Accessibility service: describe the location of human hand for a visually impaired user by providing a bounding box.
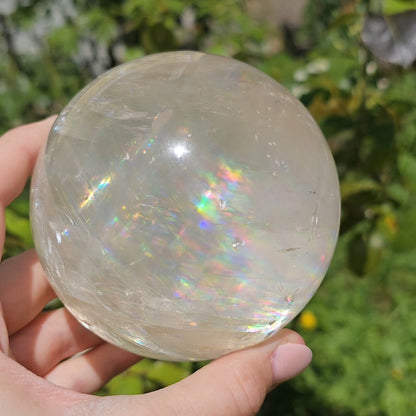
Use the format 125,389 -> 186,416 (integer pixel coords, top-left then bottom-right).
0,117 -> 312,416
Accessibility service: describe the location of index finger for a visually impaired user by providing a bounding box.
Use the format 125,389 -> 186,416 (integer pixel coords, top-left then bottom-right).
0,116 -> 56,209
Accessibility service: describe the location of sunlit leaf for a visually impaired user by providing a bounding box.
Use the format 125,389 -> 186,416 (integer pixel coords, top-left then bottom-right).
146,361 -> 191,386
125,47 -> 146,62
105,372 -> 144,395
383,0 -> 416,15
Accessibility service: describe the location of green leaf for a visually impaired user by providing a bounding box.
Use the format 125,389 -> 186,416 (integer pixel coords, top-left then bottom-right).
47,26 -> 79,55
341,178 -> 380,200
385,183 -> 410,205
398,152 -> 416,190
125,47 -> 146,62
5,208 -> 33,248
140,23 -> 177,53
383,0 -> 416,15
106,372 -> 144,395
347,232 -> 368,275
393,207 -> 416,251
146,361 -> 190,386
80,8 -> 118,42
8,193 -> 31,217
396,118 -> 416,151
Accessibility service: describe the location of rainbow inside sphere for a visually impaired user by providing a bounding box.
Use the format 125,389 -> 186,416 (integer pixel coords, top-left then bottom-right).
31,51 -> 340,361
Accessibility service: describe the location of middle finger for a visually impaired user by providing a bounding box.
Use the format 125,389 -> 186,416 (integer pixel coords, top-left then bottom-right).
9,307 -> 103,376
0,250 -> 55,335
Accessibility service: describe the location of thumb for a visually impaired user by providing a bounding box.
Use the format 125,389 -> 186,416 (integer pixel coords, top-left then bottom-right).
94,329 -> 312,416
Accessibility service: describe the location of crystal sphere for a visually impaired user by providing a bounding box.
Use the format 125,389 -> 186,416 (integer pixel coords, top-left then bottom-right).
31,51 -> 340,361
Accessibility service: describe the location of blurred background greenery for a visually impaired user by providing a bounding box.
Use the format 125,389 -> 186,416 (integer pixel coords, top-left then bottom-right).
1,0 -> 416,414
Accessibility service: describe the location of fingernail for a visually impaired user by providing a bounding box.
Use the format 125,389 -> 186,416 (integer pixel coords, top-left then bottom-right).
271,343 -> 313,384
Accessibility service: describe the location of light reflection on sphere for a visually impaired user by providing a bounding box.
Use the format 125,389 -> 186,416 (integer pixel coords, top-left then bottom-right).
31,51 -> 340,361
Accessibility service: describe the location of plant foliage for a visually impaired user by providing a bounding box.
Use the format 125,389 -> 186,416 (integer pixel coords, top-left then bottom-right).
1,1 -> 415,414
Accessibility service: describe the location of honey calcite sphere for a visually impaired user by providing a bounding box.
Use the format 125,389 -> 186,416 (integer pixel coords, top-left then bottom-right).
31,51 -> 340,361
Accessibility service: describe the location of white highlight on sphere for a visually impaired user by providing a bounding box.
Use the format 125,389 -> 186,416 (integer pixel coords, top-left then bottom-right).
31,51 -> 340,361
171,142 -> 190,159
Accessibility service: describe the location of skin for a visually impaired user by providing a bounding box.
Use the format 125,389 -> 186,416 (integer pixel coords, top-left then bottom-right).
0,117 -> 312,416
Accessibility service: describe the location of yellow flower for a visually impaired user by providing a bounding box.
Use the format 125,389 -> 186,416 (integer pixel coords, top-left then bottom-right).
384,214 -> 398,234
391,367 -> 404,380
299,310 -> 318,331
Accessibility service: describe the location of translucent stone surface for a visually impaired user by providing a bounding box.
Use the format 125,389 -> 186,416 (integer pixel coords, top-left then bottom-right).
31,51 -> 340,361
